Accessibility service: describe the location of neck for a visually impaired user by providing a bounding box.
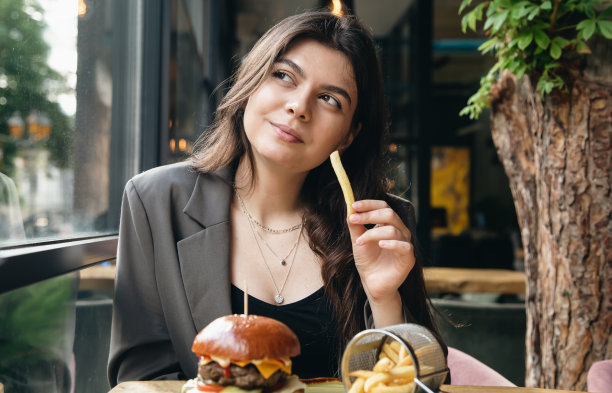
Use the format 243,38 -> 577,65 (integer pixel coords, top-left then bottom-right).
234,156 -> 306,227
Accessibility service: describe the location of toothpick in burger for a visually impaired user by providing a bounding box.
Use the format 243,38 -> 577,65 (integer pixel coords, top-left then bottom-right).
182,314 -> 306,393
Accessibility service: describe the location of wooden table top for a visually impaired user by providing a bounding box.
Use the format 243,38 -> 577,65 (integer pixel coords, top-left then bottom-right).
79,264 -> 115,291
108,381 -> 586,393
424,267 -> 526,295
82,265 -> 527,295
108,380 -> 345,393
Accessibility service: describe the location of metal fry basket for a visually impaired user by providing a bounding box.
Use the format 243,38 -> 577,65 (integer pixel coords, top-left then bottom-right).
341,323 -> 449,393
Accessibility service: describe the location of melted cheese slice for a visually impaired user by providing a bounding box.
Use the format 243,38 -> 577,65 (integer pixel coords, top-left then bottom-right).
199,356 -> 292,379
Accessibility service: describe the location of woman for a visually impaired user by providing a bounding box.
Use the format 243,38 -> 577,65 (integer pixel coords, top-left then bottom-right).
108,9 -> 445,385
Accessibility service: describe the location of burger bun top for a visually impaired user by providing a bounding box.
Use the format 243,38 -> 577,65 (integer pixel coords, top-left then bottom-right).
192,314 -> 300,360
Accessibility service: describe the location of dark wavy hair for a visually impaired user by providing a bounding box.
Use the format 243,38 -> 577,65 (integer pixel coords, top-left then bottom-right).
190,9 -> 444,366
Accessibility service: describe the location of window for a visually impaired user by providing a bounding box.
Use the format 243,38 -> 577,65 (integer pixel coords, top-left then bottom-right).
1,0 -> 218,390
0,0 -> 148,390
0,0 -> 137,246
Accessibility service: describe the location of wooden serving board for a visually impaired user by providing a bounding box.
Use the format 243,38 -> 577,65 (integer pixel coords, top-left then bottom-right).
108,380 -> 346,393
109,381 -> 184,392
440,385 -> 587,393
108,381 -> 588,393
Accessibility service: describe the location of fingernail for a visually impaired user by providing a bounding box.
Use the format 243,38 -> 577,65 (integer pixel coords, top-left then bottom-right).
356,236 -> 364,245
349,214 -> 359,223
379,240 -> 389,247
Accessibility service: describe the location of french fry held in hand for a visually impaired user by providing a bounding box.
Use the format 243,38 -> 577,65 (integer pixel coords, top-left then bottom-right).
330,150 -> 355,217
348,339 -> 415,393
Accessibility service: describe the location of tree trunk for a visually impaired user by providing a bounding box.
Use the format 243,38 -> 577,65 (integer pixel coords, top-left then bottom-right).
488,38 -> 612,390
73,0 -> 111,230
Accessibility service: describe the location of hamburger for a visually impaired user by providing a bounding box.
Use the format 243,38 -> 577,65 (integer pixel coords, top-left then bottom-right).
182,314 -> 306,393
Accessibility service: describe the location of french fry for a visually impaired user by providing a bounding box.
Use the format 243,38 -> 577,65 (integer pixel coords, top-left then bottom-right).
330,150 -> 355,217
381,343 -> 400,364
364,373 -> 391,392
348,377 -> 366,393
350,370 -> 379,379
373,357 -> 395,372
396,355 -> 414,367
348,339 -> 416,393
388,340 -> 402,354
389,366 -> 415,380
399,345 -> 408,361
370,382 -> 414,393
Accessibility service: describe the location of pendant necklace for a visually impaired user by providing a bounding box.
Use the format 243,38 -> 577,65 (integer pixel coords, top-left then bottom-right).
256,225 -> 301,266
244,210 -> 303,304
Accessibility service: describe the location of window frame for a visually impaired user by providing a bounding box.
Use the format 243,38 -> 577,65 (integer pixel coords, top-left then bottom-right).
0,235 -> 118,293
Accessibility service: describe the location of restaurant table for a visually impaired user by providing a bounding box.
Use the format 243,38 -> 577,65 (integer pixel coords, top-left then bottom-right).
79,264 -> 116,291
82,265 -> 527,295
107,381 -> 587,393
423,267 -> 526,295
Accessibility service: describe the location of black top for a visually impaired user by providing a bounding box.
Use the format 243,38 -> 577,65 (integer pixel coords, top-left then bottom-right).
231,285 -> 339,378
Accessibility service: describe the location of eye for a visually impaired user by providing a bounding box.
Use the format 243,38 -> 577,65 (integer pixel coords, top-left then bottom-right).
320,94 -> 342,109
272,70 -> 293,83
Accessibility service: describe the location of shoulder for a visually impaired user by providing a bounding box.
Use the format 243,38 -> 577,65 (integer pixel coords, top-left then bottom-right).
122,162 -> 197,209
124,161 -> 234,215
126,161 -> 230,202
130,161 -> 196,189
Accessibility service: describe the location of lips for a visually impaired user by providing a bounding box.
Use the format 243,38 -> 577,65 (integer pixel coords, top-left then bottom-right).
271,122 -> 303,143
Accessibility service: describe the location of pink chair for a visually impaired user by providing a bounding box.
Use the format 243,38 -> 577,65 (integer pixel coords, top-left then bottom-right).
447,347 -> 516,387
587,359 -> 612,393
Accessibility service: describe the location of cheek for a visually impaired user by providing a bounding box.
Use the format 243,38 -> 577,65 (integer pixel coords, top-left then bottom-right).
243,87 -> 277,127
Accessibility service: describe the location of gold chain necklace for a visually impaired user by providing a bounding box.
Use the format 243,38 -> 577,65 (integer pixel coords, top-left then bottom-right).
235,189 -> 303,234
245,213 -> 303,304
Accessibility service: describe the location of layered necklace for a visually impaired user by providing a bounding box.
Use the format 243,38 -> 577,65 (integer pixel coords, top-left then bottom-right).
235,189 -> 304,304
235,190 -> 303,234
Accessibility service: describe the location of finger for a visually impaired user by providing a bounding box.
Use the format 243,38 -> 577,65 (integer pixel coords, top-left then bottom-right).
350,208 -> 412,243
379,240 -> 416,271
347,215 -> 367,245
378,239 -> 415,261
355,225 -> 406,246
352,199 -> 390,212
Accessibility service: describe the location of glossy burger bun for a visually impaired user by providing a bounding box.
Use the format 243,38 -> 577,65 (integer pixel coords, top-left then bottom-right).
192,314 -> 301,360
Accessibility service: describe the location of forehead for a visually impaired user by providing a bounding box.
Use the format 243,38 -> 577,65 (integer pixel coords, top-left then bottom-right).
278,39 -> 357,98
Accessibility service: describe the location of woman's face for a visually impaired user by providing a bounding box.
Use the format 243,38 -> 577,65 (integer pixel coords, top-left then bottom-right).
243,39 -> 359,175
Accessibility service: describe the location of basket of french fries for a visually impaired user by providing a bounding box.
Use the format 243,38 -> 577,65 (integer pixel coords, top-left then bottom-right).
341,323 -> 448,393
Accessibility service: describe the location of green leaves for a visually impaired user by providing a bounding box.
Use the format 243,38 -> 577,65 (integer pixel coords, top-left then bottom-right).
459,0 -> 612,119
518,31 -> 534,49
578,19 -> 597,40
534,29 -> 550,49
598,20 -> 612,39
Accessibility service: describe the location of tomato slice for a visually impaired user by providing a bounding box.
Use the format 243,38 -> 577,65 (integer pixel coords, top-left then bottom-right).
196,381 -> 224,392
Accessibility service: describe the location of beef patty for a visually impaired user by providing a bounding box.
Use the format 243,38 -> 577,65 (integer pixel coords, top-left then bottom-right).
198,361 -> 287,389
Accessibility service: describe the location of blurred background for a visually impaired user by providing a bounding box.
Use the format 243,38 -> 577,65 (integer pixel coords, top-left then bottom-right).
0,1 -> 525,392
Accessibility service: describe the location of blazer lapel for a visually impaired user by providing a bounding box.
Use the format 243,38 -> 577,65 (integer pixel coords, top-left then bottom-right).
177,167 -> 234,331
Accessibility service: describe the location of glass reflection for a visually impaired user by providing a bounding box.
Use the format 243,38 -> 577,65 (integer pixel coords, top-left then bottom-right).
0,273 -> 77,393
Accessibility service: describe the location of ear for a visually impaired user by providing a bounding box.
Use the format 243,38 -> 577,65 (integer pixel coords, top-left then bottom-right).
338,122 -> 362,152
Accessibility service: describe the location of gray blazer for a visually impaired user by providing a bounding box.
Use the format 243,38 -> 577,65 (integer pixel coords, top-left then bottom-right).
107,161 -> 420,386
108,162 -> 235,385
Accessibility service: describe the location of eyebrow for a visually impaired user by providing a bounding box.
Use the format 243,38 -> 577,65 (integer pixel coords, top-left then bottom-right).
276,58 -> 353,106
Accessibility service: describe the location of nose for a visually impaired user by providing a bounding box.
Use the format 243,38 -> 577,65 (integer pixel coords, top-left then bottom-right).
285,92 -> 311,121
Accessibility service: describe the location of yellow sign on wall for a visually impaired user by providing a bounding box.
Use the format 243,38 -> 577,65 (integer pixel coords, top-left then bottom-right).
431,146 -> 470,235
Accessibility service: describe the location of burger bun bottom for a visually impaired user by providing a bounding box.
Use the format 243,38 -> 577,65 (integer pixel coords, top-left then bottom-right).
181,375 -> 306,393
